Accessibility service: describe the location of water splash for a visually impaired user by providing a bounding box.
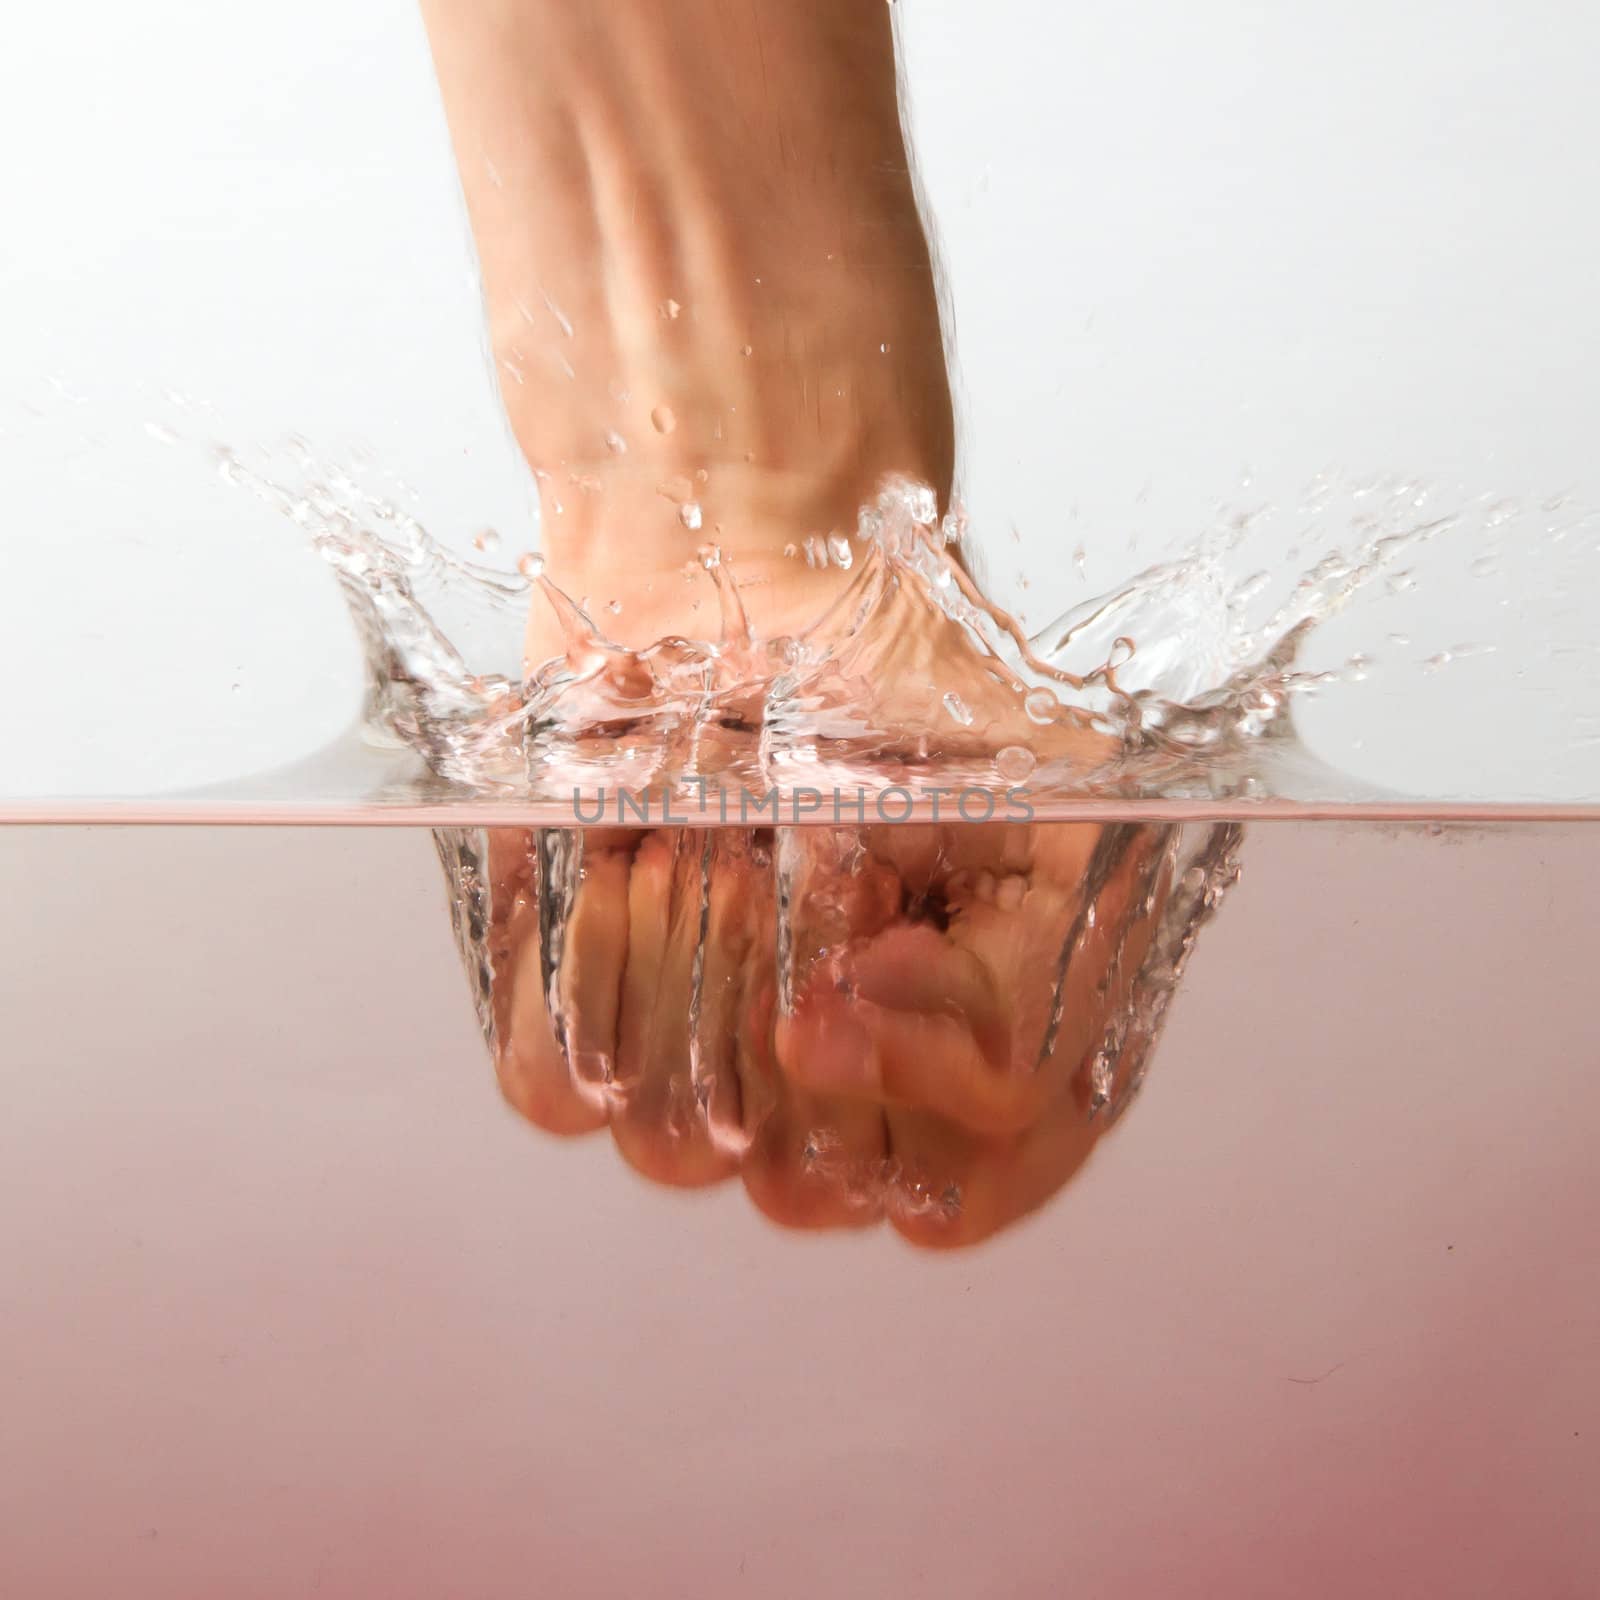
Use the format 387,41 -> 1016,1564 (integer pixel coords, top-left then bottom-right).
192,432 -> 1595,1242
203,437 -> 1595,805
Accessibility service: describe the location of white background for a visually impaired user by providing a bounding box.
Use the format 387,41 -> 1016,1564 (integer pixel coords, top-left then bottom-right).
2,0 -> 1597,799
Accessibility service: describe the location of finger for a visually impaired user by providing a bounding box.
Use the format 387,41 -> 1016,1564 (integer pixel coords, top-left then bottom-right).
734,950 -> 890,1231
776,824 -> 1173,1137
881,826 -> 1177,1246
607,829 -> 739,1189
882,1096 -> 1102,1250
776,938 -> 1038,1136
483,827 -> 608,1136
545,828 -> 639,1108
688,829 -> 772,1156
741,1080 -> 890,1232
770,823 -> 1081,1134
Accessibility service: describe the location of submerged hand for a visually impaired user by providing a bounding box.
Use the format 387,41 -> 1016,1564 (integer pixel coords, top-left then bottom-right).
478,819 -> 1174,1248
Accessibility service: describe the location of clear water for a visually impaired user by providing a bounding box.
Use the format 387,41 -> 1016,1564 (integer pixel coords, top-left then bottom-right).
5,404 -> 1594,1249
195,436 -> 1600,817
433,815 -> 1240,1244
134,435 -> 1582,1246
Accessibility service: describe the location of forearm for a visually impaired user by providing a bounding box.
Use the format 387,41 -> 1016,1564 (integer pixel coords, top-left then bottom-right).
419,0 -> 954,572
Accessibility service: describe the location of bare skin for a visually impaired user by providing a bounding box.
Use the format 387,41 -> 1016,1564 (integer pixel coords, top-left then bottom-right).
419,0 -> 955,654
420,2 -> 1160,1244
484,820 -> 1174,1248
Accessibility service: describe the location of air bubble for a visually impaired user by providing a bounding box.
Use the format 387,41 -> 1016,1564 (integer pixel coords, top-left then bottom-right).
995,745 -> 1035,781
1024,689 -> 1057,724
679,502 -> 703,532
517,552 -> 546,580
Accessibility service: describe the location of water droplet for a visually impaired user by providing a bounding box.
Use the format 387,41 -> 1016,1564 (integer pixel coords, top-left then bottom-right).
942,692 -> 974,726
472,528 -> 500,553
679,502 -> 703,531
995,745 -> 1035,781
539,289 -> 575,340
517,552 -> 546,579
659,298 -> 682,320
741,343 -> 754,357
826,534 -> 853,570
606,600 -> 622,615
604,430 -> 627,455
879,342 -> 891,354
651,405 -> 677,435
1024,688 -> 1057,725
